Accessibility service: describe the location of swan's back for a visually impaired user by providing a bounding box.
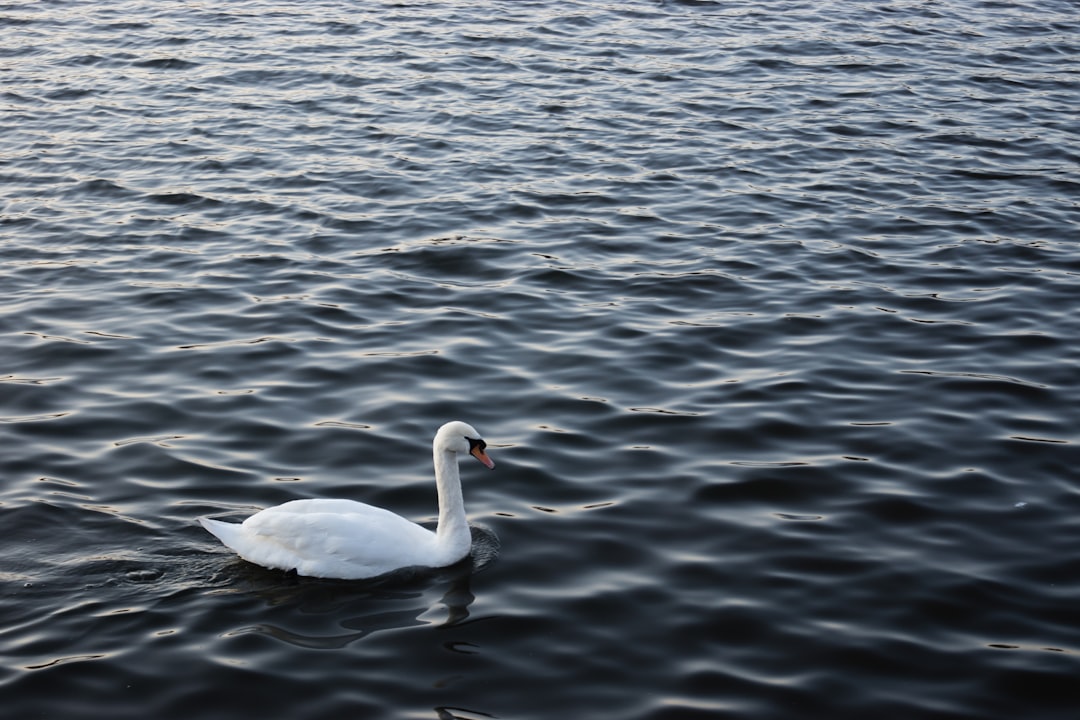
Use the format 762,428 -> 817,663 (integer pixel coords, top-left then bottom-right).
200,499 -> 440,579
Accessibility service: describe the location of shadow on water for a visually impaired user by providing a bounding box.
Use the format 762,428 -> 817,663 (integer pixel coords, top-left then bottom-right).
200,525 -> 500,650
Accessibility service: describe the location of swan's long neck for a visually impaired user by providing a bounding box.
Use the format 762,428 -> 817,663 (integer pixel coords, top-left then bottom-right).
432,445 -> 471,563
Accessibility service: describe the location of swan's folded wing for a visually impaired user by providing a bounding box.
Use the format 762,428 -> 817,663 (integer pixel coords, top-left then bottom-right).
240,500 -> 438,578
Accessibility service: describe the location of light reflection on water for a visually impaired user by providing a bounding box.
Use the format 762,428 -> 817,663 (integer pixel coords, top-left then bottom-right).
2,0 -> 1079,718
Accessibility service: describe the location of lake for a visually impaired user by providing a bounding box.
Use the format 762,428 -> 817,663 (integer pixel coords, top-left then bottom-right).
2,1 -> 1078,718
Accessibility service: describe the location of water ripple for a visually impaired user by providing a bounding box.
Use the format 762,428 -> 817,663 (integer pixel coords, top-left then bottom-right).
2,0 -> 1079,718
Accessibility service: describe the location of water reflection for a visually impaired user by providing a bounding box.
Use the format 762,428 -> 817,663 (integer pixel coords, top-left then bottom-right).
434,707 -> 496,720
225,566 -> 477,649
211,526 -> 497,649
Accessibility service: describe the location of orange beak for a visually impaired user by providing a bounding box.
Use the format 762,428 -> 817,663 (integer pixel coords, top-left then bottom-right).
470,446 -> 495,469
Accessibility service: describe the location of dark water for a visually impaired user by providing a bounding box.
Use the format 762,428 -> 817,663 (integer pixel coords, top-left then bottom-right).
3,0 -> 1079,717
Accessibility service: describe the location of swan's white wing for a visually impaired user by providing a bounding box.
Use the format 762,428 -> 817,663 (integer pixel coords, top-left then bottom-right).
216,499 -> 439,579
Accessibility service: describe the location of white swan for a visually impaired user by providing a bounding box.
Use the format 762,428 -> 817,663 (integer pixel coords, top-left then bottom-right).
199,421 -> 494,579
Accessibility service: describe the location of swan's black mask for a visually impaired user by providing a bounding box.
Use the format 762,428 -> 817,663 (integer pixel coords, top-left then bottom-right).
466,435 -> 495,469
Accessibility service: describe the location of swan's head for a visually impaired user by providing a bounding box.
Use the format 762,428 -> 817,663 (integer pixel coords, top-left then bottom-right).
436,421 -> 495,469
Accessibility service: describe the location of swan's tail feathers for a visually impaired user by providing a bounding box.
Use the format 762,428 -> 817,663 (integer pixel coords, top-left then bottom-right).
199,517 -> 244,549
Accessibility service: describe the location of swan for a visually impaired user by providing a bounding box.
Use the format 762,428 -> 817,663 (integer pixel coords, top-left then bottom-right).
199,421 -> 494,579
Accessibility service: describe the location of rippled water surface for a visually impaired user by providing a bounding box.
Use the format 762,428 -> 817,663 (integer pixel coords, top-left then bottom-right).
3,0 -> 1079,717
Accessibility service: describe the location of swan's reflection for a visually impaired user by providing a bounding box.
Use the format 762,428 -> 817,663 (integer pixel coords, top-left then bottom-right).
434,706 -> 496,720
214,525 -> 497,650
